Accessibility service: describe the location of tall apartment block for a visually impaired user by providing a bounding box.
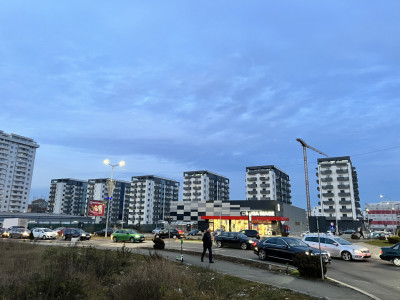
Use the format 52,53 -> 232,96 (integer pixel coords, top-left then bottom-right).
246,165 -> 292,204
316,156 -> 361,221
128,176 -> 179,225
86,178 -> 131,225
47,179 -> 88,215
0,130 -> 39,213
183,171 -> 229,202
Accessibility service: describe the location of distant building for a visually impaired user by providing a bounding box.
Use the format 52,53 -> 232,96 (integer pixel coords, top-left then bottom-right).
311,205 -> 322,216
0,130 -> 39,213
245,165 -> 291,204
28,198 -> 48,213
366,201 -> 400,232
183,171 -> 229,202
128,175 -> 179,225
48,179 -> 88,216
316,156 -> 361,222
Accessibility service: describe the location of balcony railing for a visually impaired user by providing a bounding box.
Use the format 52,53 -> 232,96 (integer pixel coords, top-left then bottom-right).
321,178 -> 333,182
248,191 -> 257,195
321,185 -> 334,190
338,192 -> 350,197
337,177 -> 349,182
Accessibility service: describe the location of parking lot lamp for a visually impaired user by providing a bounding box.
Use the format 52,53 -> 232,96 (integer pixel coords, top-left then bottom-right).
103,159 -> 125,238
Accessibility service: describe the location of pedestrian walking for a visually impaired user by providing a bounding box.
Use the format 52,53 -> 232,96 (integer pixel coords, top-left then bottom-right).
359,228 -> 365,239
201,228 -> 214,263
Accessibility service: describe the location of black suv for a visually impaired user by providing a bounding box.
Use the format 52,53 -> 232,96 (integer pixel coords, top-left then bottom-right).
62,228 -> 91,241
155,229 -> 184,239
239,229 -> 260,239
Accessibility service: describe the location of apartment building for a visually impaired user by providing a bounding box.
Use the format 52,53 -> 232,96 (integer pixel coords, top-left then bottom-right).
316,156 -> 361,221
366,201 -> 400,232
182,171 -> 229,202
245,165 -> 291,204
47,179 -> 88,215
0,130 -> 39,213
128,175 -> 179,225
86,178 -> 131,225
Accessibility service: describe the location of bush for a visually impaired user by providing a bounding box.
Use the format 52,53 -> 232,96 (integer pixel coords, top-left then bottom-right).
293,252 -> 327,278
351,233 -> 360,240
387,236 -> 400,244
379,235 -> 386,240
153,238 -> 165,249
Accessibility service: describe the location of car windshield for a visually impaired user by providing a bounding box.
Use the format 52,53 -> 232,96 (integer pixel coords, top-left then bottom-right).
43,229 -> 53,232
285,238 -> 308,247
333,237 -> 352,245
238,233 -> 248,239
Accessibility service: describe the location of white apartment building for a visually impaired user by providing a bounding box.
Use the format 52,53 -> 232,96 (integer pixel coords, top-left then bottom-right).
311,205 -> 322,216
316,156 -> 361,221
0,130 -> 39,213
246,165 -> 292,204
182,171 -> 229,202
366,201 -> 400,232
86,178 -> 131,225
48,179 -> 88,216
128,175 -> 179,225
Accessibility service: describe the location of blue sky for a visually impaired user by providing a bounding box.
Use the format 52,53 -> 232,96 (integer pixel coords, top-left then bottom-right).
1,1 -> 399,209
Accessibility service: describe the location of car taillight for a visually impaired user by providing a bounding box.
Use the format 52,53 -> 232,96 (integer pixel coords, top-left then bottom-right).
253,241 -> 257,247
380,250 -> 382,254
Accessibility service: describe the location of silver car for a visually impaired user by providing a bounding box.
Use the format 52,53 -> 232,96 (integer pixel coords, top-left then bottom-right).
302,234 -> 371,261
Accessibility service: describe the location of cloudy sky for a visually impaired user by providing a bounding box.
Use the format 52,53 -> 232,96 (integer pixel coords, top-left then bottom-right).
1,1 -> 399,210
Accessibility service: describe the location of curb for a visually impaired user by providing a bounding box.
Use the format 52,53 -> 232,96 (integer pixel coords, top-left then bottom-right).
325,277 -> 382,300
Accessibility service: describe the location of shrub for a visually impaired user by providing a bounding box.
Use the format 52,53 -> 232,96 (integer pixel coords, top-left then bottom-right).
351,233 -> 360,240
379,235 -> 386,240
293,252 -> 327,278
387,236 -> 400,244
153,237 -> 165,249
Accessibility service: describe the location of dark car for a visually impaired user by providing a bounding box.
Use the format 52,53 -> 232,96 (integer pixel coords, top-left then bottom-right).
254,237 -> 331,264
62,228 -> 91,241
380,242 -> 400,267
214,232 -> 255,250
0,228 -> 10,238
239,229 -> 260,240
94,228 -> 114,237
342,229 -> 356,234
188,229 -> 201,236
155,229 -> 184,239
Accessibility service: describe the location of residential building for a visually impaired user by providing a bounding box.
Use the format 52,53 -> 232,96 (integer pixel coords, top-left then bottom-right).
366,201 -> 400,232
311,205 -> 322,216
86,178 -> 131,225
316,156 -> 361,222
48,179 -> 88,216
246,165 -> 291,204
0,130 -> 39,213
28,198 -> 48,213
183,171 -> 229,202
128,175 -> 179,225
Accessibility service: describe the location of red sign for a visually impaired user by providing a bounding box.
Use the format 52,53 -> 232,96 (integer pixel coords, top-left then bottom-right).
88,200 -> 105,216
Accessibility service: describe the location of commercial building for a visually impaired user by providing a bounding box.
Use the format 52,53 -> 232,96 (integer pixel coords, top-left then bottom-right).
316,156 -> 361,223
366,201 -> 400,232
246,165 -> 291,204
128,175 -> 179,226
48,179 -> 88,216
0,130 -> 39,213
183,170 -> 229,202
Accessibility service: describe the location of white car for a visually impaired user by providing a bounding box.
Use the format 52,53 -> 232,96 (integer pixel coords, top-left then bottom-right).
152,227 -> 165,234
32,228 -> 57,240
302,234 -> 371,261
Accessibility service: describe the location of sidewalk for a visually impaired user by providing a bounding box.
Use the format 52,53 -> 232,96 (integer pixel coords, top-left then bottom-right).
135,248 -> 374,300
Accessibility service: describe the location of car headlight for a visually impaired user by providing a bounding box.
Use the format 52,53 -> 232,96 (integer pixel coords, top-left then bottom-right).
248,240 -> 254,243
305,251 -> 309,255
353,249 -> 362,254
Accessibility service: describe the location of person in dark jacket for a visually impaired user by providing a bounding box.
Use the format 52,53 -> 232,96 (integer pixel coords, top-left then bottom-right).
201,228 -> 214,263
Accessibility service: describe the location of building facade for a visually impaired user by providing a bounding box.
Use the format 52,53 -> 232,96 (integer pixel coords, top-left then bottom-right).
28,198 -> 48,213
48,179 -> 88,216
316,156 -> 361,223
0,130 -> 39,213
366,201 -> 400,232
128,175 -> 179,226
86,178 -> 131,225
246,165 -> 291,204
183,171 -> 229,202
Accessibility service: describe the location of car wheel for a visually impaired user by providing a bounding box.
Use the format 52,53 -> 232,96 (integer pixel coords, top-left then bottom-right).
259,249 -> 267,260
42,236 -> 46,240
130,237 -> 135,243
156,235 -> 160,238
216,241 -> 222,248
341,251 -> 352,261
240,243 -> 248,250
113,237 -> 117,242
393,257 -> 400,267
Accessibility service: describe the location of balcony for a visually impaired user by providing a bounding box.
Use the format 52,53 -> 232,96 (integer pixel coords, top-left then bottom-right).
337,177 -> 349,182
339,200 -> 352,205
321,170 -> 332,175
323,200 -> 335,206
320,163 -> 331,168
336,169 -> 348,174
193,192 -> 201,196
340,208 -> 353,213
260,190 -> 270,195
321,178 -> 333,182
335,162 -> 348,167
337,184 -> 350,189
193,186 -> 201,190
324,209 -> 336,213
259,177 -> 269,181
260,183 -> 270,188
193,180 -> 201,184
338,192 -> 350,197
259,170 -> 269,175
247,184 -> 257,188
247,170 -> 257,175
247,177 -> 257,182
183,193 -> 191,197
321,185 -> 334,190
248,191 -> 257,195
183,187 -> 191,191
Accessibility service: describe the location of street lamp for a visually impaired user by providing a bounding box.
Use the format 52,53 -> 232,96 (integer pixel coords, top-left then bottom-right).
380,194 -> 394,233
365,208 -> 369,229
103,159 -> 125,237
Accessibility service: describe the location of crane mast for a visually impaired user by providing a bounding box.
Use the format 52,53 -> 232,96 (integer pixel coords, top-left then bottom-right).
296,138 -> 328,229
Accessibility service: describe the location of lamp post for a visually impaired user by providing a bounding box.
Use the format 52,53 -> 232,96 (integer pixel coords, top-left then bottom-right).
103,159 -> 125,238
380,195 -> 394,233
365,208 -> 369,229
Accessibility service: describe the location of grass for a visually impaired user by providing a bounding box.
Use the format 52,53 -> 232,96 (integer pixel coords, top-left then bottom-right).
0,240 -> 316,300
363,240 -> 396,247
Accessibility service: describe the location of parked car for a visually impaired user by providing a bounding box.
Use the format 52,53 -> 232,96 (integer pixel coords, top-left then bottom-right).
342,229 -> 356,234
8,226 -> 26,231
155,229 -> 184,239
302,234 -> 370,261
94,228 -> 115,236
62,228 -> 91,241
212,229 -> 225,239
380,242 -> 400,267
214,232 -> 255,250
9,228 -> 30,239
239,229 -> 260,240
152,227 -> 165,234
254,236 -> 331,264
188,229 -> 202,236
0,228 -> 10,238
53,227 -> 65,236
111,229 -> 145,243
32,228 -> 57,240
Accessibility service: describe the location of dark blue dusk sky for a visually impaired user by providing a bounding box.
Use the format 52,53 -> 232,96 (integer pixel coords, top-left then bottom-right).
1,1 -> 399,209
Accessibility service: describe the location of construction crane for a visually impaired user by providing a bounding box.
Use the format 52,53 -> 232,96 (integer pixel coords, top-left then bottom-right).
296,138 -> 328,228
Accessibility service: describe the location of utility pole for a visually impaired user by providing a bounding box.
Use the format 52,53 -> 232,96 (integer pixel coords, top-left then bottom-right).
296,138 -> 328,229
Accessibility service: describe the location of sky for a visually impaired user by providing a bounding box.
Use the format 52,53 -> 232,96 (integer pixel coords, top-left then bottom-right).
1,1 -> 399,210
